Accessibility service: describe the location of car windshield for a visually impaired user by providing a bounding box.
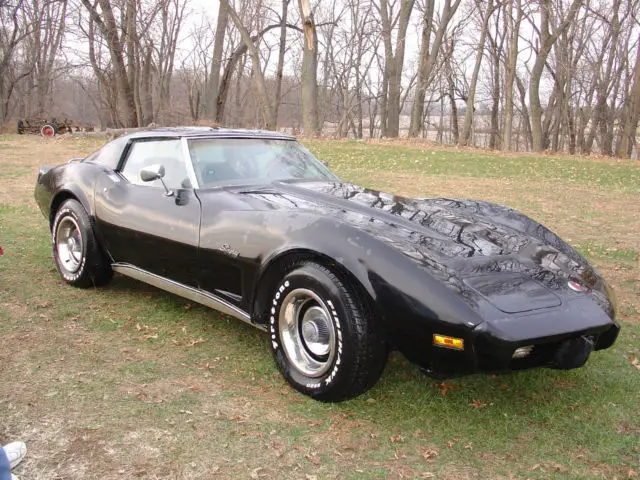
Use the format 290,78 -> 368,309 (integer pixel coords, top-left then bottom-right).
187,138 -> 339,187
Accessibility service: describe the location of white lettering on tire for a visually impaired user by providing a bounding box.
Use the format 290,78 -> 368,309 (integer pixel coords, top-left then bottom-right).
270,280 -> 343,391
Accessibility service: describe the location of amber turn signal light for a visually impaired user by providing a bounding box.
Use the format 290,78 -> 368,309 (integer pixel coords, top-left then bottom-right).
433,334 -> 464,350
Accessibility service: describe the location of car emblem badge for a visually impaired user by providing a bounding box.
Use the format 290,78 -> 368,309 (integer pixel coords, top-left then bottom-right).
217,243 -> 239,258
567,280 -> 584,292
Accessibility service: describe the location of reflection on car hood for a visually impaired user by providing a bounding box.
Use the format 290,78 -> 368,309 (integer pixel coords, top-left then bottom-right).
243,181 -> 611,314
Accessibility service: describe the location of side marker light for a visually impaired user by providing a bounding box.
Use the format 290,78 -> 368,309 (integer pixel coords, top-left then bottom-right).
433,334 -> 464,350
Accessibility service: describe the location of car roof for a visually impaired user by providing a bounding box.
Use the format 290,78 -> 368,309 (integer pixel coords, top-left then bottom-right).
121,127 -> 296,141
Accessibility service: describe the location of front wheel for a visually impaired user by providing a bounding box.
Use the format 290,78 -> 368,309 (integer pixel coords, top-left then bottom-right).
268,262 -> 388,402
52,199 -> 112,287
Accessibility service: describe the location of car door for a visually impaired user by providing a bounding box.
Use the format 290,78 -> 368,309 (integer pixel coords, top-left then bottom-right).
94,138 -> 201,287
186,136 -> 271,310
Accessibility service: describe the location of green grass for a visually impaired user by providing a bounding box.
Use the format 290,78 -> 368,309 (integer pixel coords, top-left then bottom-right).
306,139 -> 640,192
575,242 -> 639,263
0,135 -> 638,479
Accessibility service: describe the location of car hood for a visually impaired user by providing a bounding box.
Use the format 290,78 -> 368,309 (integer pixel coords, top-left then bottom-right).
242,180 -> 613,316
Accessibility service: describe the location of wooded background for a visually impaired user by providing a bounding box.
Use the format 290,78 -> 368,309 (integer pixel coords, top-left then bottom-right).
1,0 -> 639,157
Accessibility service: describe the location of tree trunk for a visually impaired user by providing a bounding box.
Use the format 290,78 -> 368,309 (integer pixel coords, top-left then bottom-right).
459,0 -> 494,146
409,0 -> 460,137
207,2 -> 228,121
379,61 -> 389,137
529,0 -> 581,152
489,54 -> 500,150
81,0 -> 139,127
141,45 -> 154,125
617,35 -> 640,158
380,0 -> 415,137
443,38 -> 459,144
516,74 -> 532,150
125,0 -> 140,124
216,24 -> 284,125
221,0 -> 275,129
0,76 -> 7,121
298,0 -> 320,135
503,0 -> 522,150
274,0 -> 289,127
488,14 -> 503,150
449,88 -> 459,144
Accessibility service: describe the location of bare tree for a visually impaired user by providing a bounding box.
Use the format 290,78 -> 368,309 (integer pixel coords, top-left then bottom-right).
181,17 -> 214,121
503,0 -> 523,150
459,0 -> 496,146
0,0 -> 32,120
298,0 -> 320,134
4,0 -> 638,157
274,0 -> 290,127
377,0 -> 415,137
18,0 -> 68,116
617,34 -> 640,158
443,33 -> 461,144
221,0 -> 275,129
206,1 -> 228,121
409,0 -> 462,137
528,0 -> 582,152
153,0 -> 187,122
80,0 -> 138,127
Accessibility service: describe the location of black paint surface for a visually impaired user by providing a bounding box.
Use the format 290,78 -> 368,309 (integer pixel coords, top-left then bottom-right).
34,129 -> 620,377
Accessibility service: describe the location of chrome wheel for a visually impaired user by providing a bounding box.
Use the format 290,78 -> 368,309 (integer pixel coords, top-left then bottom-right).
279,288 -> 336,377
55,216 -> 83,273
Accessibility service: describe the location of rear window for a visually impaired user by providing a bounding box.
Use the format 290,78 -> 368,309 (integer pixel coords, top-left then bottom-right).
84,136 -> 128,169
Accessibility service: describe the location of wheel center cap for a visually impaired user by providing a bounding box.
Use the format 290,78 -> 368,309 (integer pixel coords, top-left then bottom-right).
302,321 -> 319,342
300,307 -> 331,356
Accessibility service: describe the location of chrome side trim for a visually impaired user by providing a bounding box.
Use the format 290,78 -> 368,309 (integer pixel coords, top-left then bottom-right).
111,263 -> 265,331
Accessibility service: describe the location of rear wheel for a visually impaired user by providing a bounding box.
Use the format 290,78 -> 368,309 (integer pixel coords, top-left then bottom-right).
268,262 -> 388,402
52,199 -> 112,287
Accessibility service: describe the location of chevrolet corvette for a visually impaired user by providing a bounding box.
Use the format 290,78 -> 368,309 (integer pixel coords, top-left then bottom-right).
34,127 -> 620,401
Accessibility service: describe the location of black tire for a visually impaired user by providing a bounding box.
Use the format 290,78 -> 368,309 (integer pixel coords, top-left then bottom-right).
52,199 -> 112,288
268,262 -> 388,402
17,119 -> 24,134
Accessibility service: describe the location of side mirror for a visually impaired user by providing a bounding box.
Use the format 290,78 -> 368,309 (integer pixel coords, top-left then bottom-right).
140,164 -> 173,196
140,164 -> 165,182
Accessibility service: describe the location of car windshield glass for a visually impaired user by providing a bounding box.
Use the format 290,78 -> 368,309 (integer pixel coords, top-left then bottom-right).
187,138 -> 339,187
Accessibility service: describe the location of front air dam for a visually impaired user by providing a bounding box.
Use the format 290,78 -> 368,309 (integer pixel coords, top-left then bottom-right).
551,336 -> 594,370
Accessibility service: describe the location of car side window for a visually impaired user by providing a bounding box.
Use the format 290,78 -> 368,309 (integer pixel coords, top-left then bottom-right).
120,140 -> 191,189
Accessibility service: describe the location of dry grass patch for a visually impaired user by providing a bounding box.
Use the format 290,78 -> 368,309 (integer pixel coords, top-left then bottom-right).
365,172 -> 640,251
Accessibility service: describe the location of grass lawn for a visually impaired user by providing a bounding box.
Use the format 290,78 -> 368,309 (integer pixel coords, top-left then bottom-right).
0,134 -> 638,479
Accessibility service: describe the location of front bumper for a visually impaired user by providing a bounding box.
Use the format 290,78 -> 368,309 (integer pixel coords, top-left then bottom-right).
425,297 -> 620,377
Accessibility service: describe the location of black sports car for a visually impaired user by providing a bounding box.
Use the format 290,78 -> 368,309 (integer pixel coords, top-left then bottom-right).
34,127 -> 620,401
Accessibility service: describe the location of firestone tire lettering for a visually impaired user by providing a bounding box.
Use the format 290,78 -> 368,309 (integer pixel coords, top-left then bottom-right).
268,262 -> 388,402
